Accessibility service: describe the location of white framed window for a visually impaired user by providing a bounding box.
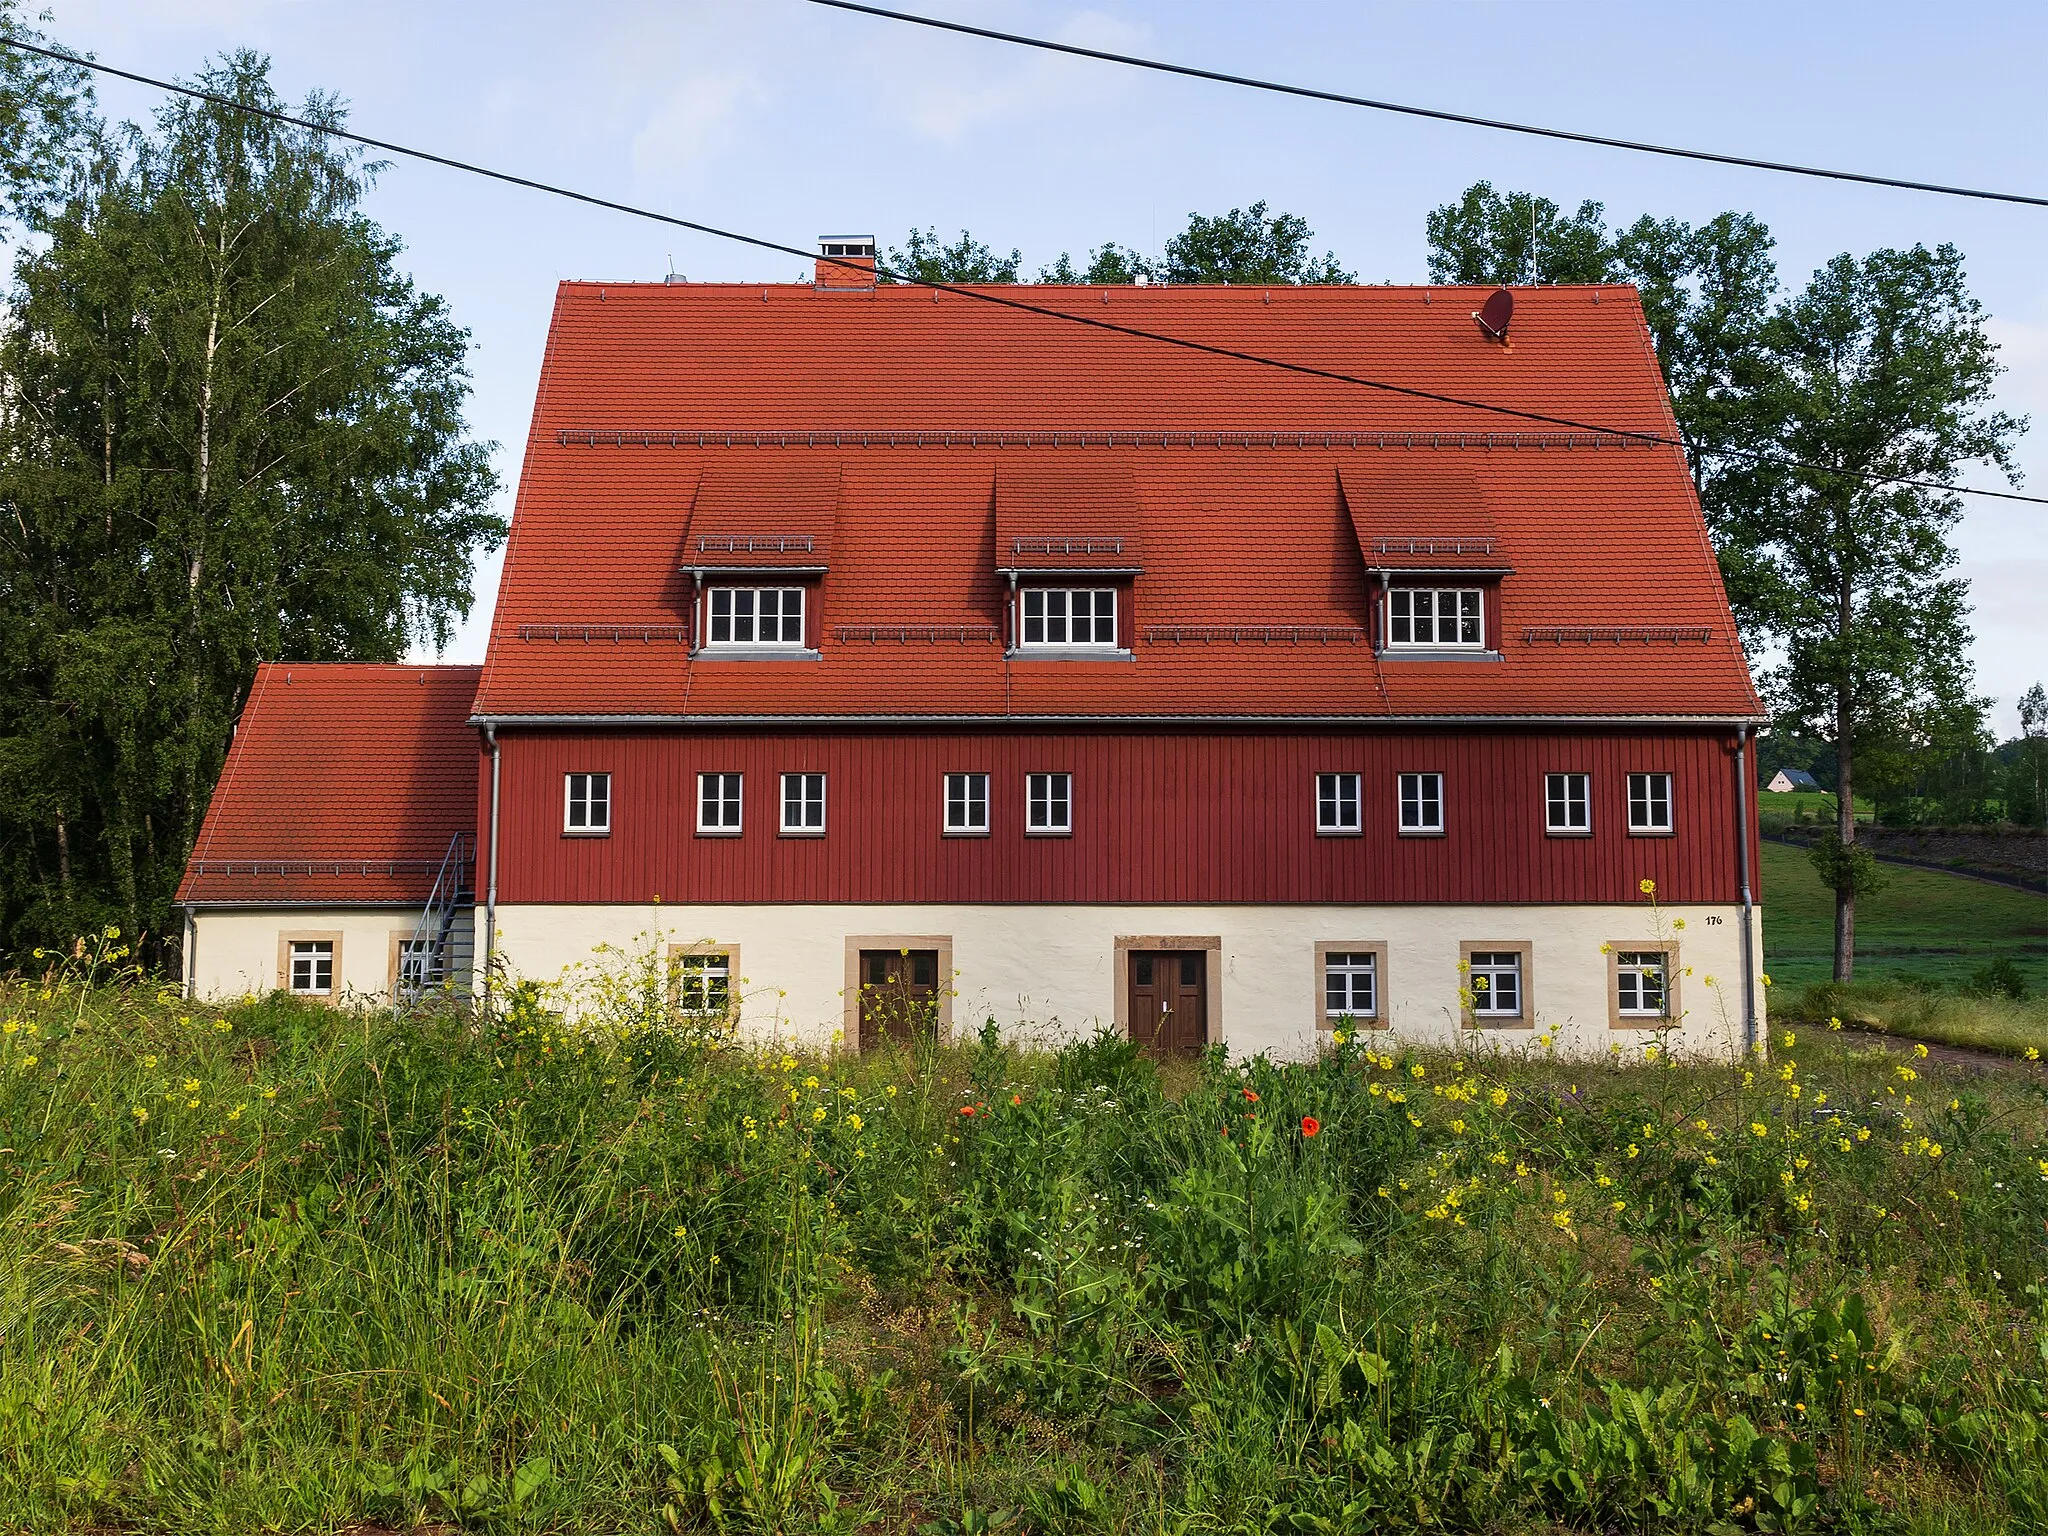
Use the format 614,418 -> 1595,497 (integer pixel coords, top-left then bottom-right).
698,772 -> 743,834
1316,772 -> 1362,835
707,586 -> 804,647
564,771 -> 610,834
945,772 -> 989,834
289,940 -> 334,995
1325,951 -> 1378,1020
1020,587 -> 1117,648
1027,772 -> 1072,835
1546,772 -> 1591,834
1615,951 -> 1669,1018
781,772 -> 825,835
678,952 -> 732,1015
1398,771 -> 1444,834
1629,772 -> 1674,834
1386,588 -> 1482,648
1467,949 -> 1524,1019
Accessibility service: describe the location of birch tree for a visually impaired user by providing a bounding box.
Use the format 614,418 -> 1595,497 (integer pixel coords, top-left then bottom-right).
0,52 -> 500,957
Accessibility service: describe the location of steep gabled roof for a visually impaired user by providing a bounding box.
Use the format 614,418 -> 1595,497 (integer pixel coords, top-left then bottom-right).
473,281 -> 1759,722
177,663 -> 481,906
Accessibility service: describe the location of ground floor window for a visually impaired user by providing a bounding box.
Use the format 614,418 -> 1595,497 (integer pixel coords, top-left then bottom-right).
287,939 -> 334,995
1324,950 -> 1378,1021
1609,945 -> 1678,1028
396,937 -> 439,995
1462,943 -> 1528,1024
677,951 -> 733,1015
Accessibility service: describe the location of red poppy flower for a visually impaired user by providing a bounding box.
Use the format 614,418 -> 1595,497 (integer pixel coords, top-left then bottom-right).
1010,1093 -> 1022,1105
959,1105 -> 976,1117
1242,1087 -> 1260,1103
1301,1115 -> 1322,1138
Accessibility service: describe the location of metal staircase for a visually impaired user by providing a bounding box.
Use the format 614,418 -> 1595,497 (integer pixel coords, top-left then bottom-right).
398,832 -> 476,1011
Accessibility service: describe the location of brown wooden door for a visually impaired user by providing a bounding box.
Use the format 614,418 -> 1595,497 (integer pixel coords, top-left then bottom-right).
859,949 -> 940,1049
1128,950 -> 1207,1055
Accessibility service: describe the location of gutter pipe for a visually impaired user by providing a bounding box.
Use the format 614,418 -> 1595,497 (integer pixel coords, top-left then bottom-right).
1734,724 -> 1758,1055
482,721 -> 501,1019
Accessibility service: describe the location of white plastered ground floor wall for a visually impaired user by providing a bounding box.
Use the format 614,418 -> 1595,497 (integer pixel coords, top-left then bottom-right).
483,902 -> 1765,1061
187,907 -> 469,1006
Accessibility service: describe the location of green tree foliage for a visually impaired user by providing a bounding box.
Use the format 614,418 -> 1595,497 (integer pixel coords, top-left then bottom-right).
885,226 -> 1021,283
1037,242 -> 1146,285
0,52 -> 501,960
1732,245 -> 2022,977
0,1 -> 94,230
2009,684 -> 2048,828
1423,182 -> 1614,285
1157,200 -> 1354,285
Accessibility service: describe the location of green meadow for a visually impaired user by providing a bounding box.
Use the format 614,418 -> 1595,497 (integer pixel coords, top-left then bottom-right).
4,935 -> 2048,1533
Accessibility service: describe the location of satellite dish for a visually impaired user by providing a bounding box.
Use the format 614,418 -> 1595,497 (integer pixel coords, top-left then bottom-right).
1475,286 -> 1514,340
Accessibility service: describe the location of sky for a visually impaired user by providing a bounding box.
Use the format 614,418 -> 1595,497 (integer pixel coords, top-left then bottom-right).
34,0 -> 2048,735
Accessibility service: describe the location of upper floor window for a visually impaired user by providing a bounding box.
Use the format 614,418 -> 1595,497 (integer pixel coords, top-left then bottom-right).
708,586 -> 804,646
781,772 -> 825,835
1546,772 -> 1591,835
565,771 -> 611,834
1387,588 -> 1482,648
1629,772 -> 1674,834
698,772 -> 743,834
945,772 -> 989,835
1399,771 -> 1444,835
1316,772 -> 1362,835
1021,588 -> 1117,648
1027,772 -> 1072,835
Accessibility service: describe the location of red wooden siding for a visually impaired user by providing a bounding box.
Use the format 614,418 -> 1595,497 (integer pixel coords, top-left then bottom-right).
480,728 -> 1751,907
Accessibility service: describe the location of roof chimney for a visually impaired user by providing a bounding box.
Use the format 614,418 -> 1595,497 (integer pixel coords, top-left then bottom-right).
816,235 -> 877,289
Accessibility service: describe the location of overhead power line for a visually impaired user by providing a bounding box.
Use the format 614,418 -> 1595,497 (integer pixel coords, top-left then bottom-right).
806,0 -> 2048,212
0,34 -> 2037,509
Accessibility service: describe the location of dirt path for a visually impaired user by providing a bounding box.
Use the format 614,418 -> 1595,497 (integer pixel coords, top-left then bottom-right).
1839,1026 -> 2047,1077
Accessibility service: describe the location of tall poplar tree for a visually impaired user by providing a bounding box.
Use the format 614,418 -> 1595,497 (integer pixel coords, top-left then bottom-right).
0,52 -> 501,959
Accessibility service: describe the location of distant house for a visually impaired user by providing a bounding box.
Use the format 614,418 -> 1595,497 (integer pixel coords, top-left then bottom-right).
178,240 -> 1771,1057
1766,768 -> 1822,794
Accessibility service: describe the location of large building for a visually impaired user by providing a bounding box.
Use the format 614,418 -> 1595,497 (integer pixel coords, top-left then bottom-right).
179,245 -> 1767,1057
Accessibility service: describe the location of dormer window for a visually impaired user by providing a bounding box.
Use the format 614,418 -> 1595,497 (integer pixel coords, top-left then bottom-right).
1387,588 -> 1482,649
1021,588 -> 1116,648
708,586 -> 804,647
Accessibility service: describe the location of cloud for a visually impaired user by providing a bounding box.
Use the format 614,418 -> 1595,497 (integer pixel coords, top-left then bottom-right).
628,70 -> 768,190
885,7 -> 1151,144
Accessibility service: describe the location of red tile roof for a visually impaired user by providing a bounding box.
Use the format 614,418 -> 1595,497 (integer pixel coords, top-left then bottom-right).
474,281 -> 1760,722
177,663 -> 482,906
686,463 -> 836,572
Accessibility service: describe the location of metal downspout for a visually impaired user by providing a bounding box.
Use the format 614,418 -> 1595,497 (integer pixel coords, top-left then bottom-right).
1734,725 -> 1758,1055
482,721 -> 501,1018
183,908 -> 197,999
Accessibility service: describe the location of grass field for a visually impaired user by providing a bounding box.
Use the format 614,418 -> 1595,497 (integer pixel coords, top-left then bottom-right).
6,937 -> 2048,1534
1756,790 -> 1873,830
1761,838 -> 2048,992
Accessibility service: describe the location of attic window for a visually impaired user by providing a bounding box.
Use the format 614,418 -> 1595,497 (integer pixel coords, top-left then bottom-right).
1020,588 -> 1116,648
819,240 -> 873,258
707,587 -> 804,646
1386,588 -> 1482,649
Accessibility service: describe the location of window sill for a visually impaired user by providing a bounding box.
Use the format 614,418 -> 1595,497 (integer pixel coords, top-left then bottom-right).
696,828 -> 743,838
1322,1018 -> 1385,1030
1026,829 -> 1073,838
1545,828 -> 1593,839
693,646 -> 822,661
1316,827 -> 1364,838
1628,827 -> 1676,838
778,829 -> 826,839
1006,647 -> 1135,661
1463,1016 -> 1532,1030
943,829 -> 992,839
1612,1016 -> 1674,1028
1379,648 -> 1503,663
562,829 -> 612,839
1398,827 -> 1446,838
